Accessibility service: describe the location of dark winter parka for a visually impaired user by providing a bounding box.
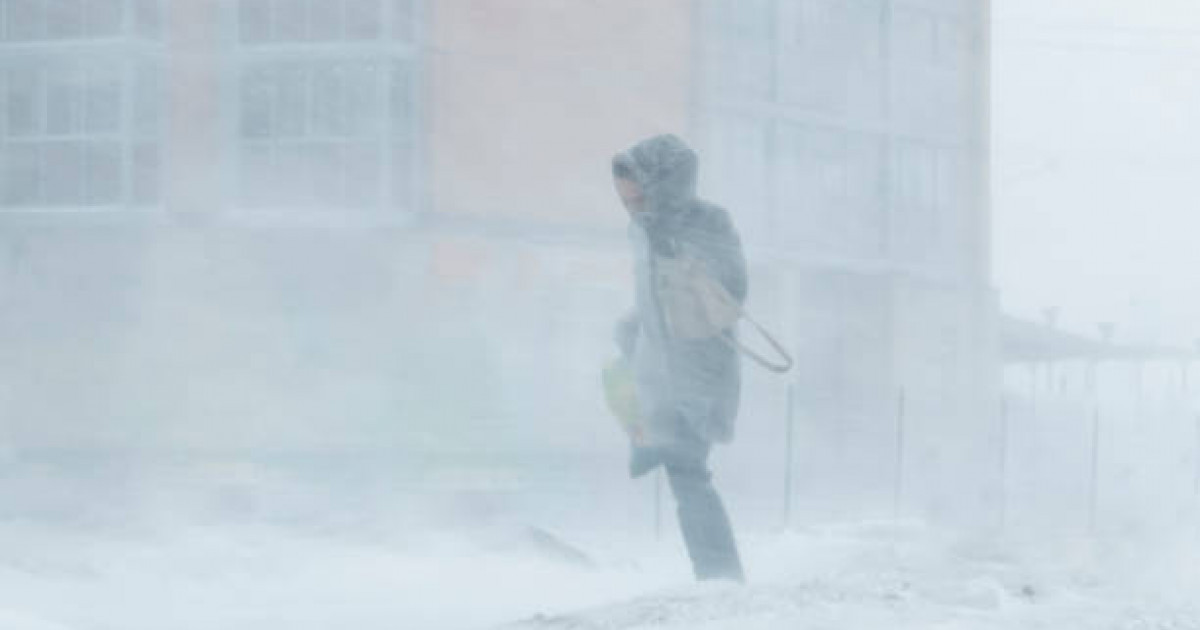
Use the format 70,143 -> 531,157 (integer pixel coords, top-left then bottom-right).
612,135 -> 747,446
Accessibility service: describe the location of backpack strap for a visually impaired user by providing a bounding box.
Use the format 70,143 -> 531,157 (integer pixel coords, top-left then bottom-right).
722,313 -> 794,374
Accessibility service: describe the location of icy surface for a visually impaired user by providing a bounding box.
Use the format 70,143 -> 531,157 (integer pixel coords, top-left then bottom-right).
2,513 -> 1199,630
501,522 -> 1200,630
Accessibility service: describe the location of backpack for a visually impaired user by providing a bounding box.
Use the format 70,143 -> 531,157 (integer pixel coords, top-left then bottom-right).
654,255 -> 793,374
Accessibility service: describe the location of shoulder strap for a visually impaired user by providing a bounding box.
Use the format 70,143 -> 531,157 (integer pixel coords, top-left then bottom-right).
722,313 -> 794,374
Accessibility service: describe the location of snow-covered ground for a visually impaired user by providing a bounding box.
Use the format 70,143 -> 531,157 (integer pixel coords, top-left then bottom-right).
3,511 -> 1199,630
505,523 -> 1200,630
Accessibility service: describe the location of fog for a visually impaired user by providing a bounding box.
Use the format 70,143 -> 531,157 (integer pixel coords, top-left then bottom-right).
2,1 -> 1199,629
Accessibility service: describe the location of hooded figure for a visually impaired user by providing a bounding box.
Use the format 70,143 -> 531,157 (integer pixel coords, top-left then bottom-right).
612,134 -> 746,582
613,134 -> 747,447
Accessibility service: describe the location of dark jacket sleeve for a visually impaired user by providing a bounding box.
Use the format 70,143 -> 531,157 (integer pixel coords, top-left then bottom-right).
614,310 -> 639,357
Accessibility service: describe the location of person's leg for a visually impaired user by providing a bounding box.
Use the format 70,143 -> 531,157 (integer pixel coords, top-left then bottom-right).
663,430 -> 744,582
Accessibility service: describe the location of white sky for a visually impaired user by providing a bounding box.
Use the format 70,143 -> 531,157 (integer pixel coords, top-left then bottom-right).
992,0 -> 1200,346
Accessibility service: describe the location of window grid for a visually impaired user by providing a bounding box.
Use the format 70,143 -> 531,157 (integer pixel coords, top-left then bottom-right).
0,0 -> 162,42
232,0 -> 422,213
773,121 -> 887,257
0,0 -> 165,210
704,0 -> 976,271
892,140 -> 963,264
237,0 -> 416,45
0,54 -> 160,209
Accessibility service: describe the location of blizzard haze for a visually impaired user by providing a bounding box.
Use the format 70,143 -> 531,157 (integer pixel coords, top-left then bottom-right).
994,0 -> 1200,344
1,1 -> 1200,629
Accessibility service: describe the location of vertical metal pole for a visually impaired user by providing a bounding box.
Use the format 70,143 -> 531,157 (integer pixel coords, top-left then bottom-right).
998,395 -> 1009,531
784,382 -> 796,528
1089,406 -> 1101,533
1135,362 -> 1144,414
1192,412 -> 1200,539
1193,414 -> 1200,516
893,387 -> 906,521
654,468 -> 663,542
1028,364 -> 1037,413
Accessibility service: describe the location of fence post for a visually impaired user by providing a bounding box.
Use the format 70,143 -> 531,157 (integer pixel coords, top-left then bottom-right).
1194,414 -> 1200,520
784,382 -> 796,529
1192,412 -> 1200,539
1135,362 -> 1144,414
654,468 -> 663,541
998,394 -> 1009,531
893,387 -> 907,521
1089,406 -> 1101,533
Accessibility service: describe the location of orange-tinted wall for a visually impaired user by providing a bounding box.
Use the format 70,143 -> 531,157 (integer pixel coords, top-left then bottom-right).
428,0 -> 694,228
163,1 -> 224,215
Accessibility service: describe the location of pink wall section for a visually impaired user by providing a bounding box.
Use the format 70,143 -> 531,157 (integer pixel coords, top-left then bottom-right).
428,0 -> 694,227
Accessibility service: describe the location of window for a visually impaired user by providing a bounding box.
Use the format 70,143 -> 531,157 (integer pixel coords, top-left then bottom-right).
5,0 -> 45,41
238,0 -> 271,43
776,124 -> 884,256
892,8 -> 976,133
238,0 -> 415,43
46,0 -> 85,39
894,8 -> 975,70
0,1 -> 164,209
0,0 -> 160,41
776,0 -> 883,115
389,0 -> 416,42
87,0 -> 124,37
935,18 -> 972,67
934,147 -> 967,268
134,0 -> 160,37
895,142 -> 936,211
706,115 -> 771,241
233,0 -> 421,212
891,142 -> 974,268
707,0 -> 773,102
6,64 -> 39,136
892,140 -> 939,260
0,58 -> 162,208
893,8 -> 937,65
724,0 -> 772,42
345,0 -> 382,40
843,131 -> 886,254
236,57 -> 418,210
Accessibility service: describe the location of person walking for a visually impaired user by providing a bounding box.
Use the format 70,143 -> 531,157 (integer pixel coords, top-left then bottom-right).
611,134 -> 747,582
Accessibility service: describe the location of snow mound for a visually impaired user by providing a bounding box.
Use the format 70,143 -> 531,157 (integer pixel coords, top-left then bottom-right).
499,523 -> 1200,630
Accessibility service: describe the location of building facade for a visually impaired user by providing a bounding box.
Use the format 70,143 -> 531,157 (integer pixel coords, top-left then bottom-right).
698,0 -> 995,522
0,0 -> 995,525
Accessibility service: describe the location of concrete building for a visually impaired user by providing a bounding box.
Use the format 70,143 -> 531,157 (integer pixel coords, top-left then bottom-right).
0,1 -> 994,524
695,0 -> 995,522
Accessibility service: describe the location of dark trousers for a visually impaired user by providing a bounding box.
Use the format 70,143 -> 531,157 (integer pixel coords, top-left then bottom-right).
630,418 -> 744,582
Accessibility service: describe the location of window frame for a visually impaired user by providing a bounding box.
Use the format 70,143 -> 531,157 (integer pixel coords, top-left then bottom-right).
227,0 -> 426,219
0,50 -> 163,210
0,0 -> 166,212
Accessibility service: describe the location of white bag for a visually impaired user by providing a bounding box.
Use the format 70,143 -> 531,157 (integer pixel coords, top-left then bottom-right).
655,256 -> 794,374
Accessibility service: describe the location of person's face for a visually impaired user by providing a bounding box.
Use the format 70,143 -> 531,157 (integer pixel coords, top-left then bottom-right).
615,177 -> 646,216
